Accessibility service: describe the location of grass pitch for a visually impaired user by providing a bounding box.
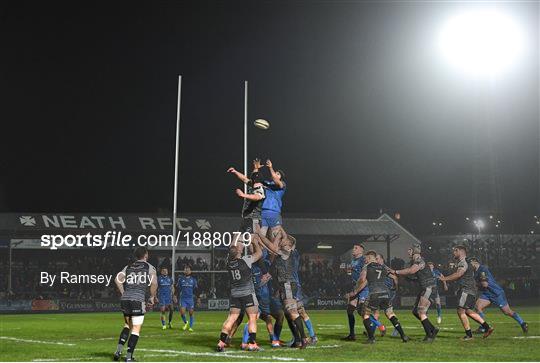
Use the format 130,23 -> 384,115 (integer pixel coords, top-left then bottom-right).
1,307 -> 539,361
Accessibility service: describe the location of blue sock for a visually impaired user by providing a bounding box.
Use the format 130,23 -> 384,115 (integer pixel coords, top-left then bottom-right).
347,313 -> 355,335
304,319 -> 315,338
511,312 -> 525,325
436,305 -> 442,318
181,314 -> 187,323
161,315 -> 166,326
189,314 -> 194,327
242,323 -> 249,344
370,315 -> 382,327
274,322 -> 282,340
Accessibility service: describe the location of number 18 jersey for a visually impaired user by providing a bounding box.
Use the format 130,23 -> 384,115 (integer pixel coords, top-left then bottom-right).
228,255 -> 255,298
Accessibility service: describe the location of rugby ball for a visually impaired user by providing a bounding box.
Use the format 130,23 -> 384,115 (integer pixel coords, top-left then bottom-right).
254,119 -> 270,130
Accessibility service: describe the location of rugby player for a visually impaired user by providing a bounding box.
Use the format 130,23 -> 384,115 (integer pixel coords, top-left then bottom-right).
428,262 -> 448,324
259,159 -> 286,243
240,248 -> 281,349
258,231 -> 309,348
343,243 -> 384,341
113,247 -> 157,362
390,244 -> 439,342
469,257 -> 528,334
227,160 -> 265,236
216,237 -> 263,352
177,265 -> 198,332
346,250 -> 409,344
439,245 -> 494,340
156,266 -> 174,329
225,161 -> 266,345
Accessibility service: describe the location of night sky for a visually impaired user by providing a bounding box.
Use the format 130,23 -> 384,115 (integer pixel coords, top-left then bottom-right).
1,1 -> 538,228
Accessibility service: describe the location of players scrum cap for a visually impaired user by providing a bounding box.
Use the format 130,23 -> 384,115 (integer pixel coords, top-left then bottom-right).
410,243 -> 421,254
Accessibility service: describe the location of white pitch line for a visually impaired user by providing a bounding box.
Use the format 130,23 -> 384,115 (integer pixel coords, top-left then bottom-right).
32,359 -> 90,362
513,336 -> 540,339
137,348 -> 305,361
317,324 -> 345,327
0,336 -> 76,346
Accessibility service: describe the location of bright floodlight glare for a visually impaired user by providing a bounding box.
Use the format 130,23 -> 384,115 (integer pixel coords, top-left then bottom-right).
438,9 -> 525,76
474,219 -> 485,229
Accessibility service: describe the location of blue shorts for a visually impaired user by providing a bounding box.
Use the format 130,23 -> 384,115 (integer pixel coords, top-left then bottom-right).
261,211 -> 282,228
159,295 -> 172,307
180,297 -> 195,310
354,288 -> 370,303
479,291 -> 508,308
256,286 -> 271,315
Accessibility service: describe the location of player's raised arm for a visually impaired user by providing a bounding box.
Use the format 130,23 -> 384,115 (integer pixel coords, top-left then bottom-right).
439,264 -> 466,282
266,159 -> 284,189
256,233 -> 280,255
250,235 -> 263,262
392,262 -> 421,276
227,167 -> 250,183
235,188 -> 264,201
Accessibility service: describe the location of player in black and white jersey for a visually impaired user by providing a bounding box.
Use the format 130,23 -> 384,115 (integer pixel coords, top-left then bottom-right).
439,245 -> 494,340
346,250 -> 409,344
225,161 -> 266,346
216,236 -> 263,352
390,244 -> 439,342
113,247 -> 157,362
227,159 -> 265,236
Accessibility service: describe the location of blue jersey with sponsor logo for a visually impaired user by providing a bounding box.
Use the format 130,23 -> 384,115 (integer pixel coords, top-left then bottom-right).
351,256 -> 365,283
475,265 -> 504,295
262,181 -> 286,214
158,275 -> 173,297
252,262 -> 263,288
177,275 -> 197,299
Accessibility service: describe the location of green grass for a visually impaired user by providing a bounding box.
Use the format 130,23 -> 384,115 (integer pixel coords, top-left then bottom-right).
1,307 -> 539,361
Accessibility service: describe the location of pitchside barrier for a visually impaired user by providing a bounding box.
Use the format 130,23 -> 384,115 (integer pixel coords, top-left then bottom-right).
0,296 -> 451,314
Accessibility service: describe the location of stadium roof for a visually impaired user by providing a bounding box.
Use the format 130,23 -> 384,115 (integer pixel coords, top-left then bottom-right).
0,213 -> 422,257
0,212 -> 417,242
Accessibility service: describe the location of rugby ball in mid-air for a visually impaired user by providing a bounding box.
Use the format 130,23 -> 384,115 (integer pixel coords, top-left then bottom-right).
254,119 -> 270,130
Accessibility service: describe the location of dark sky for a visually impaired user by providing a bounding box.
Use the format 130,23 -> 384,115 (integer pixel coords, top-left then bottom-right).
1,1 -> 538,225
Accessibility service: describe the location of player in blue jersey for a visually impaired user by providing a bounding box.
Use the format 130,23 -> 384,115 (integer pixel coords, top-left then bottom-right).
240,248 -> 281,349
259,159 -> 286,243
428,262 -> 448,324
157,267 -> 174,330
469,258 -> 528,334
343,243 -> 384,341
177,265 -> 198,332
